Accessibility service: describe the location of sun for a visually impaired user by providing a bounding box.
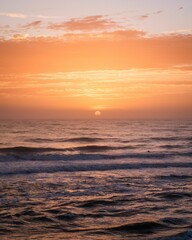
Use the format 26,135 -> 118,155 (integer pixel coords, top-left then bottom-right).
94,111 -> 101,117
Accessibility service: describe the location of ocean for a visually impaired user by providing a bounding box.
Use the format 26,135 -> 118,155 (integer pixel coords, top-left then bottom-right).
0,119 -> 191,240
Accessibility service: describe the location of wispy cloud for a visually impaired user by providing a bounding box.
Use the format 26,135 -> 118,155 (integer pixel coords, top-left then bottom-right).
174,64 -> 192,71
0,12 -> 64,20
139,10 -> 163,20
139,15 -> 149,20
0,12 -> 27,18
162,29 -> 192,35
12,34 -> 29,40
23,21 -> 42,29
153,10 -> 164,15
48,15 -> 118,31
31,15 -> 59,19
178,7 -> 183,11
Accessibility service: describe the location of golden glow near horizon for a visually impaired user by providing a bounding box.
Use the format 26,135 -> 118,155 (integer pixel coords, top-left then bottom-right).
1,69 -> 191,111
0,0 -> 192,119
95,111 -> 101,117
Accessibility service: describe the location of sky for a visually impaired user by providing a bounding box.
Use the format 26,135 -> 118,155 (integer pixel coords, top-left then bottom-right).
0,0 -> 192,119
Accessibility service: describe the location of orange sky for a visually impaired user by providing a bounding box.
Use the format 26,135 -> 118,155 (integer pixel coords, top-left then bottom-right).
0,0 -> 192,119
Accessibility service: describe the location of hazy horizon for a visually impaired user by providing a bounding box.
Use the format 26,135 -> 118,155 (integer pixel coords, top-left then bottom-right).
0,108 -> 192,120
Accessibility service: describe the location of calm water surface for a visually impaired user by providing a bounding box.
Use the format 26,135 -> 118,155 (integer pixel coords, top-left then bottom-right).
0,120 -> 191,240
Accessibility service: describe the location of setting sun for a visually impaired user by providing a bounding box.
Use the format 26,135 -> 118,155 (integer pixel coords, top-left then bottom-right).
95,111 -> 101,117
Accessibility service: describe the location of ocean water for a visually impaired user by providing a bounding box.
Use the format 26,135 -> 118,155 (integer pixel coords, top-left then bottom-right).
0,119 -> 191,240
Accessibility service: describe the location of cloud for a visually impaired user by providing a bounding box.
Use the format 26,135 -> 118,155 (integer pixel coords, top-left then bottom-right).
163,29 -> 192,35
48,15 -> 118,31
153,10 -> 163,15
12,34 -> 29,40
0,25 -> 12,36
0,12 -> 27,18
0,12 -> 59,19
174,64 -> 192,71
104,29 -> 146,39
139,15 -> 149,20
31,15 -> 59,19
139,10 -> 163,20
23,21 -> 42,29
52,29 -> 145,42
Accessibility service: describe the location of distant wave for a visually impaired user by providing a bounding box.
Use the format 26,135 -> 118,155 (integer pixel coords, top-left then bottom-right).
0,146 -> 64,153
150,136 -> 192,141
0,145 -> 112,153
74,145 -> 135,152
159,144 -> 186,149
24,136 -> 192,144
0,144 -> 136,154
1,161 -> 192,176
155,174 -> 192,180
64,137 -> 104,143
0,147 -> 192,162
25,137 -> 105,143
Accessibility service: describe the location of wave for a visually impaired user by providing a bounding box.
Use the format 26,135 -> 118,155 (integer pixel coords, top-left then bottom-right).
107,221 -> 168,233
155,191 -> 192,200
161,217 -> 189,226
160,144 -> 186,149
74,145 -> 135,152
22,136 -> 192,145
1,161 -> 192,176
0,146 -> 65,153
64,137 -> 104,143
155,174 -> 192,180
158,230 -> 192,240
25,137 -> 105,143
150,136 -> 192,141
0,145 -> 135,154
107,220 -> 192,239
78,199 -> 113,208
0,148 -> 192,162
